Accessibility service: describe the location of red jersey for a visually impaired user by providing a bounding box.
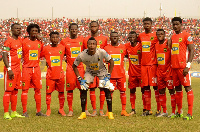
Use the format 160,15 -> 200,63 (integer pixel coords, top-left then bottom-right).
125,42 -> 142,76
138,32 -> 158,65
61,37 -> 84,69
155,40 -> 172,77
3,37 -> 22,68
22,38 -> 43,68
171,30 -> 193,69
83,35 -> 107,49
104,44 -> 126,78
41,44 -> 65,79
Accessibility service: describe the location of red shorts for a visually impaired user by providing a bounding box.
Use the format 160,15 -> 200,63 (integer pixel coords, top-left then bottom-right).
46,77 -> 65,93
110,77 -> 126,91
141,65 -> 157,87
128,76 -> 141,89
66,67 -> 84,91
4,67 -> 22,91
172,68 -> 191,86
157,76 -> 173,90
22,67 -> 42,90
89,76 -> 99,89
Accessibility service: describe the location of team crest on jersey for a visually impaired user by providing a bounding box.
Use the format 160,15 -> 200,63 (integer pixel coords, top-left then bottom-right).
187,36 -> 192,42
137,50 -> 141,54
120,50 -> 123,53
67,83 -> 70,87
59,50 -> 62,54
47,86 -> 49,90
179,38 -> 182,42
150,37 -> 154,40
128,82 -> 130,86
79,42 -> 83,45
9,83 -> 12,87
38,44 -> 40,48
98,58 -> 100,61
164,48 -> 167,52
99,40 -> 102,44
22,82 -> 25,86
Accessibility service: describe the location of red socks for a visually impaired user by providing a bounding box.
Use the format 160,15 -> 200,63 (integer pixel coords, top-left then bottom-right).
187,90 -> 194,116
176,91 -> 183,114
159,93 -> 167,113
90,90 -> 96,110
67,92 -> 73,111
34,89 -> 41,113
100,90 -> 105,110
11,89 -> 18,112
155,90 -> 161,111
130,93 -> 136,110
3,92 -> 11,113
46,93 -> 51,110
21,90 -> 28,113
58,92 -> 65,109
170,94 -> 176,114
144,90 -> 151,111
120,91 -> 126,110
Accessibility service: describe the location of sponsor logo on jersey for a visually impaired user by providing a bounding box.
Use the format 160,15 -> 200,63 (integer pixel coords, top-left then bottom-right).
171,43 -> 179,55
111,54 -> 121,65
130,55 -> 139,65
90,63 -> 99,70
157,53 -> 165,65
150,37 -> 154,40
17,47 -> 22,58
9,83 -> 12,87
179,38 -> 182,42
29,50 -> 38,60
79,42 -> 83,45
71,47 -> 81,58
50,56 -> 60,66
187,36 -> 192,42
164,48 -> 167,52
142,41 -> 151,52
99,40 -> 102,44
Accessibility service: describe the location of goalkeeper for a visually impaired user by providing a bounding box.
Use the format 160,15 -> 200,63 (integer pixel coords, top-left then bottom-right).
73,37 -> 114,120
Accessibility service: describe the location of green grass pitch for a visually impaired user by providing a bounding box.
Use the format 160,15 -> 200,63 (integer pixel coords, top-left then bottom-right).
0,78 -> 200,131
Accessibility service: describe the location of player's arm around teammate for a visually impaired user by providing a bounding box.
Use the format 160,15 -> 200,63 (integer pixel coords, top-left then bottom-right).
170,17 -> 194,120
41,31 -> 66,117
73,37 -> 114,119
2,23 -> 25,120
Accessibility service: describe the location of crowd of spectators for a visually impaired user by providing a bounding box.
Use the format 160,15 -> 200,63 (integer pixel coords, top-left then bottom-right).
0,17 -> 199,60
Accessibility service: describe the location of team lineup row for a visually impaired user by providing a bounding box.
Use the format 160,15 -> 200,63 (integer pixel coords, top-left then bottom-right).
1,17 -> 194,120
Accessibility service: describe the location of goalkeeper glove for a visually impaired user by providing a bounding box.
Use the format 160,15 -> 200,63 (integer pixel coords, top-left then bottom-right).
77,76 -> 89,90
103,73 -> 111,87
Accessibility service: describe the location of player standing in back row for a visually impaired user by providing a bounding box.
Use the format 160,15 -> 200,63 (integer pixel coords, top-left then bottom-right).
170,17 -> 194,120
138,17 -> 161,116
83,21 -> 108,116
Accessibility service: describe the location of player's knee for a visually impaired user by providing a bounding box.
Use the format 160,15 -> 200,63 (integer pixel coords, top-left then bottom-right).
184,86 -> 192,92
175,85 -> 182,91
153,86 -> 158,90
169,89 -> 175,95
130,88 -> 136,93
159,89 -> 165,94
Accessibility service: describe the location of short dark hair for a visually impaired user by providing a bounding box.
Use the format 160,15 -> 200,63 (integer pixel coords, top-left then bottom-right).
11,23 -> 20,29
129,31 -> 137,35
69,23 -> 78,30
143,17 -> 152,23
87,37 -> 97,44
49,31 -> 59,38
90,21 -> 99,26
27,24 -> 40,35
156,29 -> 165,34
172,17 -> 182,24
110,31 -> 118,35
